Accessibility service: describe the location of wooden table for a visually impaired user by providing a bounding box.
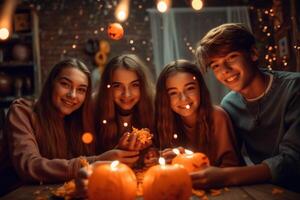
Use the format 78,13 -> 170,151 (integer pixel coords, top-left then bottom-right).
2,183 -> 300,200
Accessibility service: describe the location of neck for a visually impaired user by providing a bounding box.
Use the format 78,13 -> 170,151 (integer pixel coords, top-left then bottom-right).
242,72 -> 269,100
119,114 -> 132,124
181,113 -> 197,128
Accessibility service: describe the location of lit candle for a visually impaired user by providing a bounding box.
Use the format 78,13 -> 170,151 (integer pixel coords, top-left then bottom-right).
142,157 -> 192,200
88,161 -> 137,200
172,150 -> 210,173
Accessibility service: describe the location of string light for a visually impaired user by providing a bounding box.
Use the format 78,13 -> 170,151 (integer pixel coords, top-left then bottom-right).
156,0 -> 170,13
0,28 -> 9,40
115,0 -> 130,22
191,0 -> 203,11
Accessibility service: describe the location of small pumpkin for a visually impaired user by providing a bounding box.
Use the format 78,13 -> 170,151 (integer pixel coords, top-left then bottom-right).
107,22 -> 124,40
88,161 -> 137,200
172,152 -> 210,173
142,164 -> 192,200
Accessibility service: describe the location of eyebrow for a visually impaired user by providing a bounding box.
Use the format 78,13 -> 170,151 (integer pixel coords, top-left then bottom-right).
59,76 -> 88,88
112,79 -> 140,84
166,81 -> 196,91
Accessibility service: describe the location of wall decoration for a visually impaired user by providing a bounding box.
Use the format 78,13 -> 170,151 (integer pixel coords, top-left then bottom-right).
14,12 -> 30,32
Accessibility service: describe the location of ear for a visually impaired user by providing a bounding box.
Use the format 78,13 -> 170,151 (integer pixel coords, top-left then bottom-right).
250,46 -> 259,62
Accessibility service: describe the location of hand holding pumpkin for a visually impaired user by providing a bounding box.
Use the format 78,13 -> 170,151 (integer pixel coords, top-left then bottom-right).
161,146 -> 185,163
74,161 -> 112,198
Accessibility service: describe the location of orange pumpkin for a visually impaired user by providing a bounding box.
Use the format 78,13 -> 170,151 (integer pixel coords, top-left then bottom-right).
107,22 -> 124,40
88,161 -> 137,200
172,152 -> 210,173
142,164 -> 192,200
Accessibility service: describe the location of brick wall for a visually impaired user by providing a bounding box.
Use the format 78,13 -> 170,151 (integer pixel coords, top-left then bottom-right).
35,0 -> 155,82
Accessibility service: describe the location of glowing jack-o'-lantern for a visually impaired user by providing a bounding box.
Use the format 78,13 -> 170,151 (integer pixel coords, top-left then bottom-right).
88,161 -> 137,200
142,158 -> 192,200
172,149 -> 210,173
107,23 -> 124,40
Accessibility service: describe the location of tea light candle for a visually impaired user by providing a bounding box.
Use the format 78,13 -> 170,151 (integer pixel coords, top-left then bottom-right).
88,161 -> 137,200
142,157 -> 192,200
172,149 -> 210,173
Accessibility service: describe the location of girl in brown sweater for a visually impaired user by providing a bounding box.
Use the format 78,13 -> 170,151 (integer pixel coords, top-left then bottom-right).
5,58 -> 100,183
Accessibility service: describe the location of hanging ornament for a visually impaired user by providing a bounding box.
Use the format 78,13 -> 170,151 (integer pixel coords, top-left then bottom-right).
107,23 -> 124,40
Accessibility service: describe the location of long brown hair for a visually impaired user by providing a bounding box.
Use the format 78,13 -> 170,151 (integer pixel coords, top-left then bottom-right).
94,54 -> 155,152
34,58 -> 93,159
155,59 -> 214,153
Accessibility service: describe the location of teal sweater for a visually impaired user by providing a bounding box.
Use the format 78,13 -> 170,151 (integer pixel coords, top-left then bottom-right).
221,70 -> 300,192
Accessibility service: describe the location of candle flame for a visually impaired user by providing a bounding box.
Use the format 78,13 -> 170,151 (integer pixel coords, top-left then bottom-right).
107,84 -> 111,88
172,148 -> 180,155
173,133 -> 178,139
184,149 -> 193,155
102,119 -> 107,124
111,160 -> 119,170
159,157 -> 166,166
123,122 -> 128,127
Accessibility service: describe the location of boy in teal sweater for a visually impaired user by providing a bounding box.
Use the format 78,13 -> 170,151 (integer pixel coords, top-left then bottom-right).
193,23 -> 300,192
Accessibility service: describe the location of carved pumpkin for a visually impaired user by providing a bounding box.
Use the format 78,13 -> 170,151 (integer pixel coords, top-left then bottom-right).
107,23 -> 124,40
88,161 -> 137,200
172,152 -> 210,173
142,164 -> 192,200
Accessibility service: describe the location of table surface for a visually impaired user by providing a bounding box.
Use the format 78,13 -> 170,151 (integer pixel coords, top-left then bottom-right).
2,183 -> 300,200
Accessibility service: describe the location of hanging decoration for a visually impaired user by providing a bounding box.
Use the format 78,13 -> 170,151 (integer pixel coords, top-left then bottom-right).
107,22 -> 124,40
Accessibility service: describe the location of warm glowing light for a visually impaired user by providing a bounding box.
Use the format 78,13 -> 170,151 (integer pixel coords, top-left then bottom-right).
184,149 -> 193,155
173,133 -> 178,139
172,148 -> 180,155
159,157 -> 166,165
115,0 -> 129,22
193,76 -> 196,80
107,84 -> 111,88
123,122 -> 128,127
102,119 -> 107,124
82,132 -> 93,144
72,44 -> 77,48
157,0 -> 169,13
110,160 -> 120,171
185,104 -> 191,109
0,28 -> 9,40
116,10 -> 127,21
191,0 -> 203,10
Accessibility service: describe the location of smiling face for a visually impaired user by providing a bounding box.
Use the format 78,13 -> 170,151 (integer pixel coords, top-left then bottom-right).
166,72 -> 200,120
52,67 -> 88,117
208,50 -> 258,95
112,67 -> 141,113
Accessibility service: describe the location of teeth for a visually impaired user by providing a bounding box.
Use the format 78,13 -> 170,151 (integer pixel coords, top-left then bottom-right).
62,100 -> 74,106
227,75 -> 238,82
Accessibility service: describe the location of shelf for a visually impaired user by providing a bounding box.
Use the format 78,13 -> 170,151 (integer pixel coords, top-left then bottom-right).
0,6 -> 40,109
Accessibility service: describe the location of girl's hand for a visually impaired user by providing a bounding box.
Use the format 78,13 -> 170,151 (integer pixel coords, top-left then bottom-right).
161,146 -> 185,163
117,132 -> 152,151
75,161 -> 112,198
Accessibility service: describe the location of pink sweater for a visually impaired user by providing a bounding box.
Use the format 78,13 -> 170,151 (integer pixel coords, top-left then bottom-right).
6,98 -> 100,183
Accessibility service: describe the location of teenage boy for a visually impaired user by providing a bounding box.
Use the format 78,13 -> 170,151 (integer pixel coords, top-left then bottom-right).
193,23 -> 300,192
